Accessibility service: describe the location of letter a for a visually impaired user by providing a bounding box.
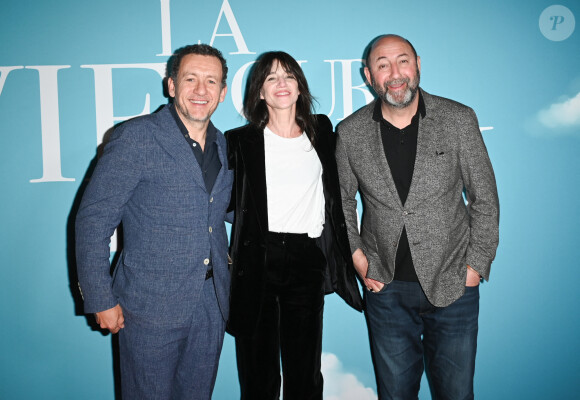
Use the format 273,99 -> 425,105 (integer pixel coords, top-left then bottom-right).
210,0 -> 255,54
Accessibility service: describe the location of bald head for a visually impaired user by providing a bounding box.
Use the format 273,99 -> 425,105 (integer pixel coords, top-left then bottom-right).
365,34 -> 418,68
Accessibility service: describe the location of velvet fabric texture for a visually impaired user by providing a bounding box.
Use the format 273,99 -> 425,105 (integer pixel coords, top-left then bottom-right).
225,114 -> 363,339
235,232 -> 325,400
225,114 -> 363,398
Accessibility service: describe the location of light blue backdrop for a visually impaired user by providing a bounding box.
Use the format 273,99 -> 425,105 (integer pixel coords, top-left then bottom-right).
1,1 -> 579,399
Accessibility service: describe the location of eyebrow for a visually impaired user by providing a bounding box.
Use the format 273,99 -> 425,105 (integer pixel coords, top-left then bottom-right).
375,53 -> 410,63
182,71 -> 219,80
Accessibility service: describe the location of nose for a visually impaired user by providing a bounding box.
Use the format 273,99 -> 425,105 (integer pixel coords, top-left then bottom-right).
390,63 -> 401,79
276,76 -> 287,87
194,80 -> 207,94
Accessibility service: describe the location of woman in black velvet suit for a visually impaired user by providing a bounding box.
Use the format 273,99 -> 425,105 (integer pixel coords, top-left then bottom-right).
225,51 -> 363,400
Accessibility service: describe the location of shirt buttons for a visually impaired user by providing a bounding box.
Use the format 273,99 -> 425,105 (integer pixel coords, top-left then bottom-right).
209,226 -> 213,233
192,143 -> 197,147
203,258 -> 210,265
209,197 -> 214,203
403,211 -> 408,216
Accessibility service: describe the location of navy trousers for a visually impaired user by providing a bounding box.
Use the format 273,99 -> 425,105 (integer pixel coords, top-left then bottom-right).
235,232 -> 326,400
366,280 -> 479,400
118,276 -> 225,400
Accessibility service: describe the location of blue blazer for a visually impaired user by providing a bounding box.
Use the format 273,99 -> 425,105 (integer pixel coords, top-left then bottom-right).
76,104 -> 233,325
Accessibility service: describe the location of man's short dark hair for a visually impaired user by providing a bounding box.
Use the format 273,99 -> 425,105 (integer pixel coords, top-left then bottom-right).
167,44 -> 228,87
364,34 -> 418,67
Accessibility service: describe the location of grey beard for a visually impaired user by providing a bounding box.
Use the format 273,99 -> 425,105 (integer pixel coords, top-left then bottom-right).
384,86 -> 417,108
372,71 -> 420,109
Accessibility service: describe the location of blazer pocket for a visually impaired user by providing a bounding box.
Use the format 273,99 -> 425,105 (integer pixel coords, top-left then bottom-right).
434,148 -> 450,167
432,148 -> 457,175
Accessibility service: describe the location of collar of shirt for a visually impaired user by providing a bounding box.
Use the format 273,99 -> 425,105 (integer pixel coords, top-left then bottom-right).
168,102 -> 221,194
372,89 -> 426,127
168,102 -> 218,147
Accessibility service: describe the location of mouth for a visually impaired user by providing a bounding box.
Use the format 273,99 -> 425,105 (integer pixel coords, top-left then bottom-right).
189,99 -> 209,105
275,91 -> 291,96
388,84 -> 405,90
386,79 -> 409,92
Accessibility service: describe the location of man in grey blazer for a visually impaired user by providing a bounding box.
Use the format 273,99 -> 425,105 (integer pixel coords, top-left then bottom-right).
75,44 -> 233,399
336,34 -> 499,399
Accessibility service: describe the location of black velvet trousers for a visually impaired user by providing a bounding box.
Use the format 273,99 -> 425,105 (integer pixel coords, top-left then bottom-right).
235,231 -> 326,400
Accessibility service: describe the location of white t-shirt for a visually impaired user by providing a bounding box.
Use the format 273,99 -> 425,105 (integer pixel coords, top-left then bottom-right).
264,127 -> 325,238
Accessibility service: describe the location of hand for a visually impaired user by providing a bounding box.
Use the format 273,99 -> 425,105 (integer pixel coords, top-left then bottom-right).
352,248 -> 385,292
95,304 -> 125,334
466,265 -> 481,287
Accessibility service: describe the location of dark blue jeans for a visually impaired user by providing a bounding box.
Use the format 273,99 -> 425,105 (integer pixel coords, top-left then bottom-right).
366,280 -> 479,400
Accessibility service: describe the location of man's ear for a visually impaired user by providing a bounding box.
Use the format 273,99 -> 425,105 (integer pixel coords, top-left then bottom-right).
364,67 -> 372,86
168,77 -> 176,98
219,85 -> 228,103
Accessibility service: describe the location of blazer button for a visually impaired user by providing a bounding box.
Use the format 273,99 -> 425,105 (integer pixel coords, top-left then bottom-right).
393,241 -> 397,247
204,258 -> 210,265
209,197 -> 214,203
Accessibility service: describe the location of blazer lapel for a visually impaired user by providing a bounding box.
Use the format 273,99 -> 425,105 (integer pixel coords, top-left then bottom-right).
239,127 -> 268,235
156,106 -> 206,191
211,131 -> 228,196
406,111 -> 438,207
313,133 -> 333,212
365,116 -> 402,207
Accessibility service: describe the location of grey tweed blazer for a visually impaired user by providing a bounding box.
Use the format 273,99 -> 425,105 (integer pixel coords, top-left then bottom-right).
335,89 -> 499,307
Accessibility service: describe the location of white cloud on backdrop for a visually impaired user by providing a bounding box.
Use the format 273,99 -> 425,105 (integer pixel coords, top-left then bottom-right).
537,92 -> 580,130
322,352 -> 377,400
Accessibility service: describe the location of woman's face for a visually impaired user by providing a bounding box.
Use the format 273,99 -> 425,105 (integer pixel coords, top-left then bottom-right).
260,60 -> 300,113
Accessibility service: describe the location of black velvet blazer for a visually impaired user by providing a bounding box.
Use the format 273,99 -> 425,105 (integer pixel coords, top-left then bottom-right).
225,114 -> 363,337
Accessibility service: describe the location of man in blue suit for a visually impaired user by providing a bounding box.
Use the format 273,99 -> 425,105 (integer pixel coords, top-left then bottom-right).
76,44 -> 233,399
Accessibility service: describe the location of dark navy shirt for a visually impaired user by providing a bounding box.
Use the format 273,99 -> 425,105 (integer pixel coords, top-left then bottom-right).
169,103 -> 221,194
373,92 -> 426,282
